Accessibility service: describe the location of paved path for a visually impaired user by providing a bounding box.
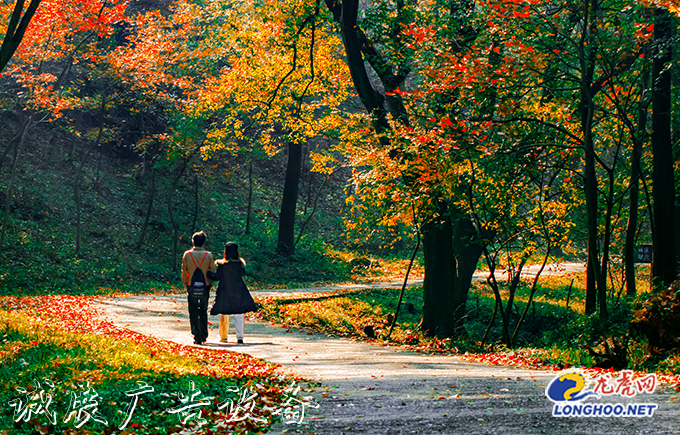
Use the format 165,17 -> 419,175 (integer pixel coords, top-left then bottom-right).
94,277 -> 680,435
252,262 -> 588,296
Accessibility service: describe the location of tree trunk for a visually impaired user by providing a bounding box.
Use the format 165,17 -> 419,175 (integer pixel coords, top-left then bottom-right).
581,0 -> 601,314
421,208 -> 457,338
583,97 -> 601,315
74,95 -> 107,256
323,0 -> 480,336
245,157 -> 253,235
0,115 -> 31,250
387,230 -> 421,339
0,116 -> 30,169
138,164 -> 156,246
450,212 -> 485,336
650,7 -> 676,288
168,159 -> 188,271
296,173 -> 330,246
501,258 -> 527,345
191,172 -> 199,234
512,245 -> 550,346
598,167 -> 617,320
323,0 -> 390,140
276,141 -> 303,256
0,0 -> 42,73
624,175 -> 640,296
421,203 -> 483,339
481,249 -> 504,345
625,69 -> 648,297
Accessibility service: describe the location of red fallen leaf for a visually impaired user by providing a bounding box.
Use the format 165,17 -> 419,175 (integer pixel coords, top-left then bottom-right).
30,340 -> 38,345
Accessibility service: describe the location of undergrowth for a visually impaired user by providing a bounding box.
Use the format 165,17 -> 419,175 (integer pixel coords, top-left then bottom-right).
258,277 -> 680,378
0,296 -> 302,434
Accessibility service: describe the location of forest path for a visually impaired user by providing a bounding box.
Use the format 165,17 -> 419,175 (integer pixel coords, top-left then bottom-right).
94,267 -> 679,435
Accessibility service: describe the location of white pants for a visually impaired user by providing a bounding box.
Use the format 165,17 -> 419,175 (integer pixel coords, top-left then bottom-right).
219,314 -> 244,340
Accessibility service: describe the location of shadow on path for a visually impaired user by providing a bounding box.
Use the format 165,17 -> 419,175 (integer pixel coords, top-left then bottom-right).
94,284 -> 679,435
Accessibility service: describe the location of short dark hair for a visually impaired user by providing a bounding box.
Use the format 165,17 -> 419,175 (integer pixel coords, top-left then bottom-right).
192,231 -> 207,247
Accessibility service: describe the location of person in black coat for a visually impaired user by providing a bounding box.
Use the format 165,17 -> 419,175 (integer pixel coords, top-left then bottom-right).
207,242 -> 257,344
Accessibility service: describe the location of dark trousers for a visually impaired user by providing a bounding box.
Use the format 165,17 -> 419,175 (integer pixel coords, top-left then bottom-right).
187,292 -> 209,342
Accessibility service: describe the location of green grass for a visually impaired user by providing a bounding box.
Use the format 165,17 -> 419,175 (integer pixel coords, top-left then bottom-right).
258,269 -> 680,376
0,331 -> 268,434
0,298 -> 299,434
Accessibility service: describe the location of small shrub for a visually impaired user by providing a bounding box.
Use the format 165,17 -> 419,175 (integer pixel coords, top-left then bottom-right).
631,283 -> 680,355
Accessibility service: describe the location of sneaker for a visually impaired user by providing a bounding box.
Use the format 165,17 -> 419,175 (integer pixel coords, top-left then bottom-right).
220,338 -> 229,343
237,338 -> 244,344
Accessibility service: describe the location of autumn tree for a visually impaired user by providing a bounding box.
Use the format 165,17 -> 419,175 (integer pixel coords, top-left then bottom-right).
1,0 -> 131,253
185,0 -> 352,256
474,0 -> 658,319
0,0 -> 42,73
324,0 -> 496,339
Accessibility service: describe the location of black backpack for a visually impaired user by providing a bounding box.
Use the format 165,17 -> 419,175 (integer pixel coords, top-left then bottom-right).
187,252 -> 208,295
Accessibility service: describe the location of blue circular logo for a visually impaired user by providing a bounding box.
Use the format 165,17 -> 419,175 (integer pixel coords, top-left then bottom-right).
546,372 -> 599,402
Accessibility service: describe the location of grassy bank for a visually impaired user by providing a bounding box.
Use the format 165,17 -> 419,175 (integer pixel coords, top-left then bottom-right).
0,295 -> 306,434
257,268 -> 680,383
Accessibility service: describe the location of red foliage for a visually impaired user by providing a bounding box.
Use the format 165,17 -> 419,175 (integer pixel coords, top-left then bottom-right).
0,295 -> 278,380
632,283 -> 680,355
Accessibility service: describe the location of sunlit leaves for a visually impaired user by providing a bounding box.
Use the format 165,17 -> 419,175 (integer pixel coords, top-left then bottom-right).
0,295 -> 280,380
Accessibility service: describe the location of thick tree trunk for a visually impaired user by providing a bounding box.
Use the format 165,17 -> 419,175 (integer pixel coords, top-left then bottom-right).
421,203 -> 483,339
0,0 -> 42,73
451,213 -> 484,336
276,141 -> 302,256
323,0 -> 390,140
582,89 -> 601,315
624,148 -> 641,297
421,210 -> 457,338
585,255 -> 597,313
650,8 -> 676,288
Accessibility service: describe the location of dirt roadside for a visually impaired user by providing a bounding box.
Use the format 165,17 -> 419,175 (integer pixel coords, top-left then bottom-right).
94,285 -> 679,435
